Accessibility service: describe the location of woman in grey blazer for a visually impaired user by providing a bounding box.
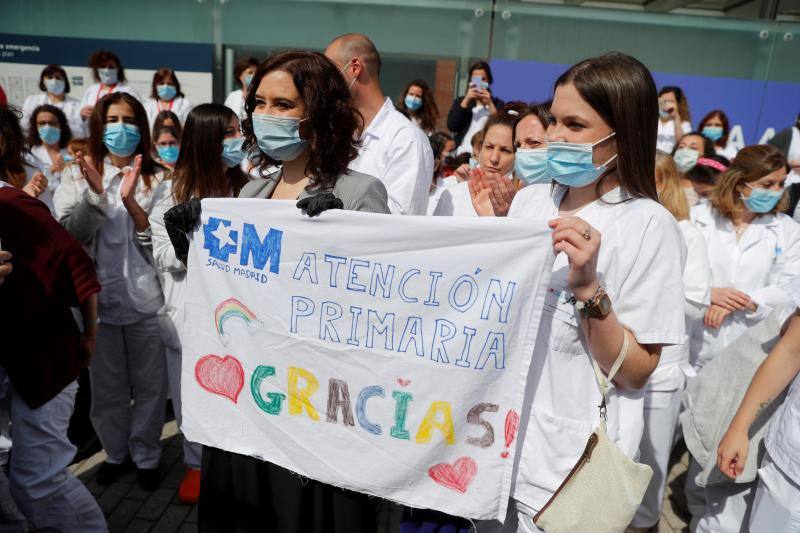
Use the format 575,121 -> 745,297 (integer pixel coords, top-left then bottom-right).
166,50 -> 390,533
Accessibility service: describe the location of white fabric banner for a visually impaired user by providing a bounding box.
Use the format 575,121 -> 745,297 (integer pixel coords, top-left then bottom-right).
181,199 -> 554,520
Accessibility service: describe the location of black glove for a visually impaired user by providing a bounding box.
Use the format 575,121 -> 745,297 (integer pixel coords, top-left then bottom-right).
163,198 -> 202,265
296,193 -> 344,218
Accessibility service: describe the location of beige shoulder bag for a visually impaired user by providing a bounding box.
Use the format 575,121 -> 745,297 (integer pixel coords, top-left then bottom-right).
533,331 -> 653,533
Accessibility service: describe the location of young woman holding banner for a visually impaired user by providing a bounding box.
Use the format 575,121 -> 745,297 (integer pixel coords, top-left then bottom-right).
149,103 -> 248,504
502,53 -> 686,531
164,50 -> 390,533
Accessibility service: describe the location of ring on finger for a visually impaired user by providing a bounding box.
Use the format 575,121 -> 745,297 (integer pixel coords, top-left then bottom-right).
582,227 -> 592,241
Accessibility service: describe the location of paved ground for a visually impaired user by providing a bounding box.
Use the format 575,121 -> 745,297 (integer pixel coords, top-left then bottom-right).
71,422 -> 692,533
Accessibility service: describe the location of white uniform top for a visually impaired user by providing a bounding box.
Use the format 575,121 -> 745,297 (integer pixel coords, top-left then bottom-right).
426,178 -> 454,216
24,144 -> 70,214
80,83 -> 140,109
656,119 -> 692,154
691,202 -> 800,369
449,181 -> 477,217
456,104 -> 490,155
442,175 -> 459,189
715,143 -> 738,161
786,127 -> 800,186
149,179 -> 186,350
55,159 -> 163,326
348,97 -> 433,215
144,96 -> 193,130
507,184 -> 686,513
224,89 -> 246,121
21,92 -> 85,139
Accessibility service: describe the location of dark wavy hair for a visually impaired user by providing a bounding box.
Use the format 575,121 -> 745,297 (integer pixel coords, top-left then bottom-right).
397,79 -> 438,133
89,50 -> 126,84
88,92 -> 159,189
26,104 -> 72,149
556,52 -> 659,201
39,64 -> 70,93
0,105 -> 31,188
698,109 -> 731,148
658,85 -> 691,122
172,104 -> 247,204
242,50 -> 362,190
150,68 -> 184,100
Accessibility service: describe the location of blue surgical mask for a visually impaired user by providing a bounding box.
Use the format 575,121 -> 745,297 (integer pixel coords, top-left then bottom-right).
405,95 -> 422,111
38,125 -> 61,145
221,137 -> 245,168
469,157 -> 479,170
98,67 -> 118,86
674,147 -> 699,173
157,84 -> 177,101
515,148 -> 549,185
252,113 -> 308,161
546,132 -> 617,188
702,126 -> 723,142
157,145 -> 179,164
103,123 -> 141,157
45,77 -> 65,95
659,109 -> 670,119
63,153 -> 74,162
244,73 -> 254,89
742,183 -> 783,213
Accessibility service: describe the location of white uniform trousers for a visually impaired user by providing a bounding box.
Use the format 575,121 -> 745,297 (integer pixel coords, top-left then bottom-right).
90,315 -> 167,468
749,454 -> 800,532
165,345 -> 202,469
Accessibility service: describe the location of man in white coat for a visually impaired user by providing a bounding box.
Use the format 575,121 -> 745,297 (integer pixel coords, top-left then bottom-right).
325,33 -> 433,216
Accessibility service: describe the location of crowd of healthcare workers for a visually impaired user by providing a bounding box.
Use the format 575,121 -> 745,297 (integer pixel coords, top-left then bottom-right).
2,32 -> 800,533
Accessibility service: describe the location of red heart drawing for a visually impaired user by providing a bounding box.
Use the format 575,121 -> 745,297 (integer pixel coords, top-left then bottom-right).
397,378 -> 411,387
195,355 -> 244,403
428,457 -> 477,494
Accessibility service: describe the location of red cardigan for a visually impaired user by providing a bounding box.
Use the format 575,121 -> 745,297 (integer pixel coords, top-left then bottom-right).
0,186 -> 101,408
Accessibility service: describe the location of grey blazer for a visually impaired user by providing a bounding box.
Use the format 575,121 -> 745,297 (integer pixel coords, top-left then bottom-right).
238,169 -> 391,215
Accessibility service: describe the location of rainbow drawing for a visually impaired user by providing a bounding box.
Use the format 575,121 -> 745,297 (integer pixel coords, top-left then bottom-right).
214,298 -> 263,345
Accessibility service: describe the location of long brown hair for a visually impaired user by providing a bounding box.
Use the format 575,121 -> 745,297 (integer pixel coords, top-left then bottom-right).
710,144 -> 789,218
26,104 -> 72,149
556,52 -> 659,201
242,50 -> 362,190
88,92 -> 159,188
698,109 -> 730,147
658,86 -> 691,123
655,151 -> 689,221
171,104 -> 247,203
397,79 -> 439,133
0,105 -> 31,188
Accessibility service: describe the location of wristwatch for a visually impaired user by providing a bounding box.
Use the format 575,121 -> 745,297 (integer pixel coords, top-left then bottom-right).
572,286 -> 612,319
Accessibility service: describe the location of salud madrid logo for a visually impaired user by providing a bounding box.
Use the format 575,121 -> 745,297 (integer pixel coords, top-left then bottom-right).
202,217 -> 283,283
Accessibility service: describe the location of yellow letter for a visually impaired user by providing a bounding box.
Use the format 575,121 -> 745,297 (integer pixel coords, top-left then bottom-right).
288,367 -> 320,420
415,401 -> 455,444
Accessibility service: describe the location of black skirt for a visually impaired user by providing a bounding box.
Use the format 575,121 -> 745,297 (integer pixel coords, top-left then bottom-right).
198,445 -> 379,533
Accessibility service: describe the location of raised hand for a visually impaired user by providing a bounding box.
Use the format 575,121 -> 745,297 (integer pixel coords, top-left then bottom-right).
76,151 -> 104,194
549,217 -> 601,301
22,172 -> 48,198
120,155 -> 143,201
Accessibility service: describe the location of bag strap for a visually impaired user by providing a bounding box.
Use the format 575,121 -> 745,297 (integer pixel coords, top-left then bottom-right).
591,329 -> 630,421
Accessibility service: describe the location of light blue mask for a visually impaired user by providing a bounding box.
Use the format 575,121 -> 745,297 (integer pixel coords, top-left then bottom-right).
157,84 -> 177,101
702,126 -> 723,142
98,67 -> 118,86
659,109 -> 670,119
546,132 -> 617,188
244,73 -> 254,89
45,77 -> 65,95
405,95 -> 422,111
222,137 -> 245,168
469,157 -> 479,170
515,148 -> 549,185
157,145 -> 179,164
742,183 -> 783,213
38,125 -> 61,145
103,123 -> 140,157
674,148 -> 699,173
252,114 -> 308,161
